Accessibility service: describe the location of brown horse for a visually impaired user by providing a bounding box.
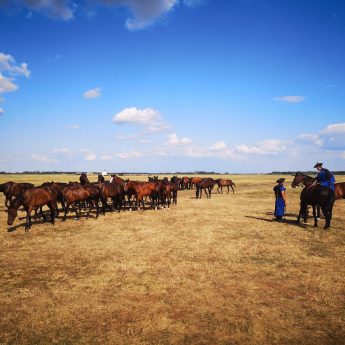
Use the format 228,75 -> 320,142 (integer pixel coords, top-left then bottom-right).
196,178 -> 215,199
62,184 -> 101,220
124,180 -> 158,210
181,176 -> 191,190
0,181 -> 34,207
97,174 -> 105,183
7,187 -> 57,231
215,179 -> 236,194
99,181 -> 124,213
334,182 -> 345,200
79,172 -> 90,185
156,181 -> 172,208
190,177 -> 202,189
292,172 -> 335,229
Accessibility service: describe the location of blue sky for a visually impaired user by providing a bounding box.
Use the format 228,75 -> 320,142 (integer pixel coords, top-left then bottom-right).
0,0 -> 345,173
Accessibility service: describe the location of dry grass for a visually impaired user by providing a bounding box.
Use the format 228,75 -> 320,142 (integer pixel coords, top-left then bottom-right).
1,174 -> 345,345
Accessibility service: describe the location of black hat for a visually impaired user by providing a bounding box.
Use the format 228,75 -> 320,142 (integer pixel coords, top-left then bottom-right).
314,162 -> 323,168
276,178 -> 285,184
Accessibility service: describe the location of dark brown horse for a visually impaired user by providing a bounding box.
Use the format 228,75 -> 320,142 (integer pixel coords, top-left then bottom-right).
215,179 -> 236,194
196,178 -> 215,199
181,176 -> 191,190
62,184 -> 101,220
292,172 -> 335,229
7,187 -> 57,231
79,172 -> 90,185
98,174 -> 105,183
0,181 -> 34,207
156,181 -> 172,208
99,180 -> 124,213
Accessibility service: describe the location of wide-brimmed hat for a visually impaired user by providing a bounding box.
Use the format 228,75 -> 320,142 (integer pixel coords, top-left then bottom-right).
276,178 -> 285,184
314,162 -> 323,168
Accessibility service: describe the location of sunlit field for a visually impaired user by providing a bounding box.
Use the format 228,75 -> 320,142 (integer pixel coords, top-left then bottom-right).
1,174 -> 345,345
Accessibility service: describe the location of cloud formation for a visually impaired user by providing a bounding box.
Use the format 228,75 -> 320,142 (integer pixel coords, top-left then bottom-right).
0,0 -> 205,29
274,95 -> 305,103
0,52 -> 31,113
0,0 -> 75,20
83,87 -> 102,99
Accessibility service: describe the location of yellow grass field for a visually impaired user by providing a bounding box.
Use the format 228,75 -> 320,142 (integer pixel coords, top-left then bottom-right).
1,174 -> 345,345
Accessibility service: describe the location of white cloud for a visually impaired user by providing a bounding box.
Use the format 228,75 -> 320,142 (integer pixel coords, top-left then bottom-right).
113,107 -> 160,125
53,148 -> 96,161
0,107 -> 3,115
274,96 -> 305,103
322,123 -> 345,134
165,133 -> 192,146
31,154 -> 58,163
83,87 -> 102,99
116,151 -> 143,159
0,73 -> 19,94
65,124 -> 80,129
100,155 -> 113,160
341,152 -> 345,160
235,139 -> 287,155
0,52 -> 30,112
211,141 -> 227,151
298,133 -> 323,147
0,0 -> 75,20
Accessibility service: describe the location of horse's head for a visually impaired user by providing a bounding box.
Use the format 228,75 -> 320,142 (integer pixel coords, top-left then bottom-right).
7,208 -> 17,226
123,179 -> 130,192
291,172 -> 303,188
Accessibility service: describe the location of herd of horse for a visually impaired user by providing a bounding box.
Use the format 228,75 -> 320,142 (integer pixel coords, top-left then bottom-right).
1,172 -> 344,231
0,174 -> 236,231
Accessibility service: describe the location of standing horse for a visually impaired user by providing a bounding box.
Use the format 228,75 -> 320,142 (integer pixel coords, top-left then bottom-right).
196,178 -> 215,199
7,187 -> 57,231
215,179 -> 236,194
0,181 -> 34,207
79,172 -> 90,185
292,172 -> 335,229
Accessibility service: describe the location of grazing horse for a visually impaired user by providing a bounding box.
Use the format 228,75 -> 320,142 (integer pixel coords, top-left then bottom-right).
79,172 -> 90,185
215,179 -> 236,194
292,172 -> 335,229
0,181 -> 34,208
124,180 -> 159,210
62,184 -> 101,220
7,187 -> 57,231
196,178 -> 215,199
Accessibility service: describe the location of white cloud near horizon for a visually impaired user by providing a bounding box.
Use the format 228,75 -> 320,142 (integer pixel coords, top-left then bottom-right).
83,87 -> 102,99
0,107 -> 3,115
165,133 -> 192,146
65,124 -> 80,129
274,95 -> 305,103
53,147 -> 97,161
116,151 -> 143,159
31,154 -> 58,164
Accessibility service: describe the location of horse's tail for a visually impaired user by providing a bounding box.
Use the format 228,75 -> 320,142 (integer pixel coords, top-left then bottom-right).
231,182 -> 236,188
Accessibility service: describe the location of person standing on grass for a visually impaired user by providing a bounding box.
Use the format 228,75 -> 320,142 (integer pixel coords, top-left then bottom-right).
273,178 -> 287,221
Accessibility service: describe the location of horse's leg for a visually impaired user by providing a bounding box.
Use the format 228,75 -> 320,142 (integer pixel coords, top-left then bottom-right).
230,185 -> 235,194
317,205 -> 321,218
47,201 -> 55,225
63,203 -> 69,221
95,198 -> 100,218
25,207 -> 33,231
312,205 -> 318,227
72,203 -> 80,220
217,186 -> 220,194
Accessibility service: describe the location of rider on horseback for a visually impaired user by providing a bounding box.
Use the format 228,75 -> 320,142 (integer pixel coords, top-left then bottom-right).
314,162 -> 335,191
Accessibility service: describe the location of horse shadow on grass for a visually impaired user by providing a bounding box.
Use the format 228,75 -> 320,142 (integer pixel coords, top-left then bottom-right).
245,215 -> 308,228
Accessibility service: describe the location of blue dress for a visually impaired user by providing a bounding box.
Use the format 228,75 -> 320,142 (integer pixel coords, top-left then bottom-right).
274,185 -> 286,218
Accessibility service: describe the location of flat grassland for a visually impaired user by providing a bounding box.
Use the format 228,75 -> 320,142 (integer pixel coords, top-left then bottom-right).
1,174 -> 345,345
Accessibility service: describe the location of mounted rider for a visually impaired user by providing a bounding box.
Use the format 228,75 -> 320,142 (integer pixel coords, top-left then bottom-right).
314,162 -> 335,191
